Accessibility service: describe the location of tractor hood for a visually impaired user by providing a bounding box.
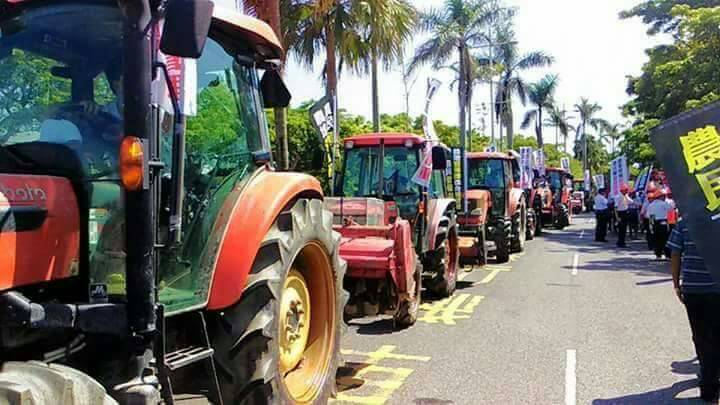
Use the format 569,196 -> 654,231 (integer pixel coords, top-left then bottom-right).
0,174 -> 80,291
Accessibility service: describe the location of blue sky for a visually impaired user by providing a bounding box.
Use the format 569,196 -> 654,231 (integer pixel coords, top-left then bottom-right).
277,0 -> 668,148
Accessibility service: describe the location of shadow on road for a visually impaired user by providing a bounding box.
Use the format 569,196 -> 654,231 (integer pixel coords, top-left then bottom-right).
591,378 -> 702,404
336,361 -> 370,392
672,357 -> 700,376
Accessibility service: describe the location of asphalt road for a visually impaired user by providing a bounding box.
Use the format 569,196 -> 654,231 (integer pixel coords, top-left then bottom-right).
334,213 -> 703,405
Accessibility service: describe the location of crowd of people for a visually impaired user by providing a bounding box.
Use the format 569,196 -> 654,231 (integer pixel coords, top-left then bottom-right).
592,182 -> 677,258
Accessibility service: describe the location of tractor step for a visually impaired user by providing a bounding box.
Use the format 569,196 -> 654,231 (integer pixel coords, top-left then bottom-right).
165,346 -> 215,371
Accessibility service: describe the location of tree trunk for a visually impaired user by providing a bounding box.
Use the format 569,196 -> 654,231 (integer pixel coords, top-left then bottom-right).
458,46 -> 467,150
467,85 -> 473,151
536,108 -> 543,148
505,102 -> 514,149
325,22 -> 338,98
371,53 -> 380,132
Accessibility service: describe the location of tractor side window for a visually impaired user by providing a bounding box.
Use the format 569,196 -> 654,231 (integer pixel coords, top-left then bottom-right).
430,171 -> 445,198
158,38 -> 266,313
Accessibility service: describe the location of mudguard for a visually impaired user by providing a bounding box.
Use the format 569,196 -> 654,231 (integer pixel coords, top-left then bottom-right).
206,167 -> 323,310
426,198 -> 456,251
508,188 -> 525,217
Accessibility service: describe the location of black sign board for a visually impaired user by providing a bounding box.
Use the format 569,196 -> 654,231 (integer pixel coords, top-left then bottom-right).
651,101 -> 720,276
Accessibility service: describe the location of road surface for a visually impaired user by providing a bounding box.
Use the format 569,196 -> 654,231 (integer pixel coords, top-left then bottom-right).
335,214 -> 701,404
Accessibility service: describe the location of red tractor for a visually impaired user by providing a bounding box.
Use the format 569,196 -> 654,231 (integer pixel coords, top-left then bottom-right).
542,167 -> 573,229
0,1 -> 345,403
327,133 -> 459,328
458,152 -> 529,264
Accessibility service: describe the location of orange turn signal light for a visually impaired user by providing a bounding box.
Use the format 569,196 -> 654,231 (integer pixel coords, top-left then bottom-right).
120,136 -> 144,191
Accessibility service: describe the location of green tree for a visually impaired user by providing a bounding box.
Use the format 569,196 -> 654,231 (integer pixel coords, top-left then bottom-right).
343,0 -> 416,132
520,73 -> 559,148
619,0 -> 720,35
573,98 -> 607,172
618,119 -> 661,166
599,123 -> 623,156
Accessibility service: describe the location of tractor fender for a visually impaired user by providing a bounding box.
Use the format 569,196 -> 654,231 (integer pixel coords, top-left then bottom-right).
206,168 -> 324,310
508,188 -> 525,217
426,198 -> 456,251
464,189 -> 491,225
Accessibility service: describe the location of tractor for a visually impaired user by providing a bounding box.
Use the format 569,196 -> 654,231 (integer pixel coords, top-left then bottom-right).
0,1 -> 345,404
458,152 -> 528,265
542,167 -> 573,229
327,133 -> 459,328
571,179 -> 587,214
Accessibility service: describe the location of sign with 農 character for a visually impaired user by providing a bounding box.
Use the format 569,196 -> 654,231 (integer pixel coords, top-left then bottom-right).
651,101 -> 720,278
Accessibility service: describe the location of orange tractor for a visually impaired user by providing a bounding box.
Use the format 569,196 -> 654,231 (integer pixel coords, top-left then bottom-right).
328,133 -> 459,327
458,152 -> 529,264
542,167 -> 573,229
0,1 -> 344,403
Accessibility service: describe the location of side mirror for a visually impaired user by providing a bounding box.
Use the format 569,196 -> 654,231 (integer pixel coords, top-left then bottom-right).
431,146 -> 447,171
261,70 -> 292,108
160,0 -> 214,58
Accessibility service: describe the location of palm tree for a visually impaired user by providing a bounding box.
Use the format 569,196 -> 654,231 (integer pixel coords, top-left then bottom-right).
520,73 -> 558,148
410,0 -> 505,151
446,57 -> 492,150
343,1 -> 416,132
491,25 -> 553,149
573,98 -> 608,172
543,105 -> 574,153
599,123 -> 623,155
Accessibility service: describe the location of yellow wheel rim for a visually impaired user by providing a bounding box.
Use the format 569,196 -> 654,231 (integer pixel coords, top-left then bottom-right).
280,242 -> 337,403
280,268 -> 311,373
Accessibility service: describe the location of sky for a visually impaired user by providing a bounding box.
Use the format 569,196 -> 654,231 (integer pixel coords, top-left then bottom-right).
280,0 -> 669,148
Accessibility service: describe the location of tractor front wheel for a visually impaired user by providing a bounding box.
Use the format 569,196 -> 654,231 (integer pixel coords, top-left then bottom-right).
394,261 -> 422,328
207,199 -> 346,405
426,230 -> 459,297
495,218 -> 511,264
511,204 -> 527,253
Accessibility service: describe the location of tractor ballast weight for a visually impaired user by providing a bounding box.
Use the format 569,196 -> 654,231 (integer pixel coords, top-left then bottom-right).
330,133 -> 459,328
457,152 -> 528,264
0,1 -> 345,404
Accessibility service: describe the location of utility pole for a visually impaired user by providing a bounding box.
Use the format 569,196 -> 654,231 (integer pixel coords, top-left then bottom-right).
488,25 -> 495,148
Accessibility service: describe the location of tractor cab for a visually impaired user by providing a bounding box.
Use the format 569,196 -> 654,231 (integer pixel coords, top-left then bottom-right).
543,167 -> 572,228
337,133 -> 442,226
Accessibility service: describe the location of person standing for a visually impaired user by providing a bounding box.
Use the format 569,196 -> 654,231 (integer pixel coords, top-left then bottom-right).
614,184 -> 632,248
668,220 -> 720,402
594,188 -> 609,242
648,190 -> 672,259
641,190 -> 655,250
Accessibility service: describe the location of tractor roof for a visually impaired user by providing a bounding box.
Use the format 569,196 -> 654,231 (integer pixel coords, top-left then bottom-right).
344,133 -> 426,147
212,7 -> 283,60
466,151 -> 514,161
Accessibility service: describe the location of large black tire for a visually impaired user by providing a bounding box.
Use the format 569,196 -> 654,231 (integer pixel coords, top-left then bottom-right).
526,208 -> 536,241
510,204 -> 527,253
394,261 -> 422,328
426,229 -> 459,298
477,224 -> 487,266
495,218 -> 511,264
207,199 -> 346,405
534,211 -> 543,237
0,362 -> 118,405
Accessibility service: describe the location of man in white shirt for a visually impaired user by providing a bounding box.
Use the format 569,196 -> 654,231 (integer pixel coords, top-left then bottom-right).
647,189 -> 673,259
594,188 -> 609,242
614,184 -> 633,248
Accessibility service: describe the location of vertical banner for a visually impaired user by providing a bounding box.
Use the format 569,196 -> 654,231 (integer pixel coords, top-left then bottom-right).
560,157 -> 570,171
584,170 -> 591,191
412,78 -> 442,187
535,150 -> 546,176
594,174 -> 605,190
310,94 -> 337,182
650,100 -> 720,281
519,147 -> 534,189
609,156 -> 628,197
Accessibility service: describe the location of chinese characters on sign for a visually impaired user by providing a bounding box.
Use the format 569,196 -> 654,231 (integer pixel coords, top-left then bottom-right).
519,147 -> 534,189
680,126 -> 720,212
609,156 -> 628,197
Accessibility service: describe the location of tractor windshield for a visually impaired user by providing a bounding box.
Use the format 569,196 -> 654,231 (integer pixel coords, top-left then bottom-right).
548,171 -> 563,191
0,4 -> 125,181
342,146 -> 419,198
467,159 -> 505,190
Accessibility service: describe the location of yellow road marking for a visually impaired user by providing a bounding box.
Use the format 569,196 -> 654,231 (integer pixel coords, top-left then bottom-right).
418,294 -> 484,325
479,265 -> 511,284
341,345 -> 431,364
332,349 -> 426,405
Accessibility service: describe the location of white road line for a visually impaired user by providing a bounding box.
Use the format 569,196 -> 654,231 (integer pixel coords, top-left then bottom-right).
565,349 -> 577,405
572,254 -> 579,276
579,230 -> 585,239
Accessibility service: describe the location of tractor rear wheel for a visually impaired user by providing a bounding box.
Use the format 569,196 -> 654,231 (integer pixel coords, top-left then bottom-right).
526,209 -> 536,241
207,199 -> 346,405
426,230 -> 459,297
511,204 -> 527,253
394,261 -> 422,328
495,218 -> 511,264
